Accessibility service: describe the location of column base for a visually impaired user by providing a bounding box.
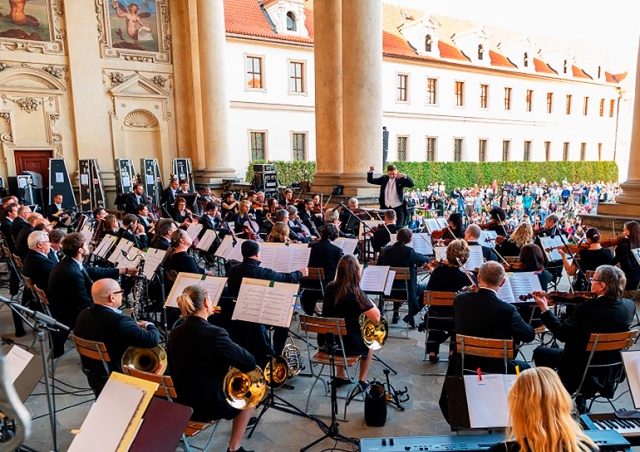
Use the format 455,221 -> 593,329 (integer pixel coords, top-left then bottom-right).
339,172 -> 379,197
612,180 -> 640,207
595,202 -> 640,219
195,168 -> 239,185
311,172 -> 342,194
581,210 -> 639,238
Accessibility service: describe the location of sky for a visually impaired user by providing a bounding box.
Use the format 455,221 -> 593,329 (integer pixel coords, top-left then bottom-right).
397,0 -> 640,78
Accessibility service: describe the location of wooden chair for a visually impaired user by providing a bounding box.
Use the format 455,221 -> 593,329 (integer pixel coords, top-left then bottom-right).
575,330 -> 638,413
301,267 -> 325,315
71,335 -> 111,395
121,367 -> 219,452
383,267 -> 412,338
422,290 -> 455,362
11,253 -> 23,272
33,285 -> 52,317
456,335 -> 515,375
298,315 -> 361,415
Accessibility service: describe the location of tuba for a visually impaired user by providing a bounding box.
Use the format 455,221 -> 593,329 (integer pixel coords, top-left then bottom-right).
224,366 -> 266,410
359,313 -> 388,350
121,345 -> 168,375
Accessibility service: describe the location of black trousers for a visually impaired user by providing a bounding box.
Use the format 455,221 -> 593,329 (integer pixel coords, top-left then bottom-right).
532,345 -> 563,370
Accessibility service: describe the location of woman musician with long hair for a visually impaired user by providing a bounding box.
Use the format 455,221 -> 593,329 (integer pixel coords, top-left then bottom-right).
431,212 -> 464,243
167,284 -> 257,452
495,222 -> 533,257
558,227 -> 613,291
479,207 -> 508,237
611,220 -> 640,291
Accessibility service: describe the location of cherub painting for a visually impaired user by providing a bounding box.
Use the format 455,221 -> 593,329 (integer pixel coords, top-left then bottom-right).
0,0 -> 51,42
109,0 -> 158,52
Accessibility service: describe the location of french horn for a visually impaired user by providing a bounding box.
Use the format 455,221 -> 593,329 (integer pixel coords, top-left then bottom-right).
359,313 -> 388,350
264,355 -> 289,388
121,345 -> 168,375
283,342 -> 304,378
224,366 -> 266,409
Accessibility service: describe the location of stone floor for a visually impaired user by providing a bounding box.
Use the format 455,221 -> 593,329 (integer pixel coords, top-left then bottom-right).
2,273 -> 640,451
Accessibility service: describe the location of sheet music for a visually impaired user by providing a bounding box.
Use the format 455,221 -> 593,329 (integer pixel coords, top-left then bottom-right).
232,278 -> 299,328
333,237 -> 359,255
436,218 -> 448,229
496,278 -> 517,304
622,351 -> 640,409
360,265 -> 390,293
409,233 -> 433,255
424,218 -> 440,234
5,346 -> 33,383
632,248 -> 640,267
384,270 -> 396,296
259,243 -> 310,273
69,379 -> 145,452
164,272 -> 227,308
214,235 -> 245,262
480,230 -> 498,248
362,220 -> 380,233
109,239 -> 142,267
141,248 -> 166,280
464,374 -> 516,428
433,246 -> 448,261
185,223 -> 203,242
464,246 -> 484,272
79,228 -> 94,247
388,234 -> 397,245
508,272 -> 542,301
94,235 -> 117,258
539,236 -> 565,261
196,229 -> 218,251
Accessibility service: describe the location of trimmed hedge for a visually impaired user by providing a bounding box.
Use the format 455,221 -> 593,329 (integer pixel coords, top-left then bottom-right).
245,160 -> 618,189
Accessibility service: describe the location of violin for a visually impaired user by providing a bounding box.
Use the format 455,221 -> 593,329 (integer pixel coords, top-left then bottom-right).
431,227 -> 447,240
518,290 -> 596,302
457,285 -> 479,293
478,219 -> 498,230
544,243 -> 590,254
600,235 -> 626,248
501,262 -> 522,272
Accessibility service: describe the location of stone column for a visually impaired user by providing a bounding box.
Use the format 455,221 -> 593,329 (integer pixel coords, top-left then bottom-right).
339,0 -> 383,196
311,0 -> 343,194
195,0 -> 236,183
600,38 -> 640,217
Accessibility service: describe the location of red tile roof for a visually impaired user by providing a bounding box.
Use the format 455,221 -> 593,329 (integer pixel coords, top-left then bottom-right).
489,50 -> 516,68
572,65 -> 592,79
605,72 -> 616,83
533,58 -> 556,74
615,72 -> 628,82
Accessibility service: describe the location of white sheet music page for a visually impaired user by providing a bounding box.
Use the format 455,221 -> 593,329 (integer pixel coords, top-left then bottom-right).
214,235 -> 245,261
5,346 -> 33,383
539,236 -> 565,262
333,237 -> 359,256
257,242 -> 280,270
464,374 -> 515,428
232,278 -> 299,328
163,272 -> 204,308
289,244 -> 311,272
199,276 -> 227,307
508,271 -> 542,301
108,239 -> 134,265
622,351 -> 640,409
94,235 -> 117,258
196,229 -> 218,251
384,270 -> 396,296
496,275 -> 517,304
424,219 -> 439,234
141,248 -> 166,280
360,266 -> 389,293
433,246 -> 448,262
480,230 -> 498,248
464,246 -> 484,272
410,233 -> 433,256
185,223 -> 203,242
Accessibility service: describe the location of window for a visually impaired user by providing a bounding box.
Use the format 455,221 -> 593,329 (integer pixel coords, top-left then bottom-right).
598,66 -> 601,79
546,92 -> 553,113
524,141 -> 532,161
425,34 -> 432,52
478,44 -> 484,60
288,61 -> 305,94
292,132 -> 306,161
455,81 -> 464,107
544,141 -> 551,161
245,56 -> 263,89
599,98 -> 605,117
286,11 -> 297,31
426,137 -> 437,161
479,84 -> 488,109
523,52 -> 529,67
580,142 -> 586,161
454,138 -> 463,162
504,87 -> 512,110
598,143 -> 602,161
583,96 -> 589,116
397,74 -> 408,102
397,136 -> 408,161
250,131 -> 266,160
427,78 -> 437,104
565,94 -> 572,115
563,142 -> 569,161
563,59 -> 568,74
478,139 -> 487,162
609,99 -> 615,117
502,140 -> 510,161
526,89 -> 533,112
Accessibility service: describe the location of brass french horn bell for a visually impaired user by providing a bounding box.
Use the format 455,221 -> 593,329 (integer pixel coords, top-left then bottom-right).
264,355 -> 289,388
359,313 -> 388,350
224,366 -> 266,410
121,345 -> 168,375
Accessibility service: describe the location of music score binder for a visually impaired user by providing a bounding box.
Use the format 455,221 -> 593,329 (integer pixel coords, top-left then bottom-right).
495,271 -> 543,304
196,229 -> 218,251
3,345 -> 43,403
164,272 -> 227,309
360,265 -> 395,295
333,237 -> 359,255
232,278 -> 299,328
214,235 -> 246,262
94,235 -> 117,258
258,242 -> 311,274
539,236 -> 566,262
621,350 -> 640,409
409,233 -> 433,256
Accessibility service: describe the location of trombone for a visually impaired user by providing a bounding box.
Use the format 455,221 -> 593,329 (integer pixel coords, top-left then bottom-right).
359,313 -> 388,350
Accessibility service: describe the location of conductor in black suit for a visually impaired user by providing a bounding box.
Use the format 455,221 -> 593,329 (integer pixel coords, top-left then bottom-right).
367,164 -> 414,227
48,233 -> 138,358
74,279 -> 160,395
532,265 -> 636,410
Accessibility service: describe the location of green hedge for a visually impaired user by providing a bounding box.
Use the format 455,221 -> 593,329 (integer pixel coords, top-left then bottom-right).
246,160 -> 617,189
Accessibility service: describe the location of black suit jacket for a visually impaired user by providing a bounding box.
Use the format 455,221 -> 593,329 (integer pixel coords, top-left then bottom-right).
1,218 -> 15,252
74,304 -> 160,374
22,250 -> 55,294
149,236 -> 171,251
367,172 -> 415,209
15,224 -> 34,260
161,187 -> 176,206
541,296 -> 636,394
308,238 -> 344,283
10,217 -> 27,243
125,193 -> 144,215
48,258 -> 119,329
46,203 -> 66,222
372,224 -> 399,253
117,228 -> 148,250
378,242 -> 429,305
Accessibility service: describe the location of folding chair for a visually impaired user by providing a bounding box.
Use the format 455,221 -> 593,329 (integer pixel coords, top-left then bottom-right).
422,290 -> 455,362
298,315 -> 361,415
33,285 -> 52,317
70,335 -> 111,396
300,267 -> 325,316
383,267 -> 412,338
456,335 -> 514,375
122,367 -> 218,452
574,330 -> 638,413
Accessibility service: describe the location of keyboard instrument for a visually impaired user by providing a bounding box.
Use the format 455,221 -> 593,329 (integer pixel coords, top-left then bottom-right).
582,412 -> 640,442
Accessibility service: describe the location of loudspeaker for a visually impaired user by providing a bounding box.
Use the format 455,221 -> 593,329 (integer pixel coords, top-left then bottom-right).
253,171 -> 278,191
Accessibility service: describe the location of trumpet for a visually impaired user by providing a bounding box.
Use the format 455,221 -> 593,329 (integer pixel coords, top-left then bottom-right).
223,366 -> 266,410
359,313 -> 388,350
121,345 -> 168,375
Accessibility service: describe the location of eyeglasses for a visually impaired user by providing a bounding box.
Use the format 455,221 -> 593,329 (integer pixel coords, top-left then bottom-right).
589,277 -> 604,283
112,290 -> 125,295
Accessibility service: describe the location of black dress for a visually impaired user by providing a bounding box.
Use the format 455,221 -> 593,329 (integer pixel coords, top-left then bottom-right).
573,247 -> 613,290
612,239 -> 640,290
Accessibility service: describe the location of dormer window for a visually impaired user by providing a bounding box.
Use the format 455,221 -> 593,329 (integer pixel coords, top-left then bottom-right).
524,52 -> 529,67
563,60 -> 568,74
425,35 -> 432,52
597,66 -> 601,79
286,11 -> 296,31
478,44 -> 484,60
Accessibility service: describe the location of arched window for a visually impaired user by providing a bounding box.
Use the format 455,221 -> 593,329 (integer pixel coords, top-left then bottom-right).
425,34 -> 432,52
563,59 -> 568,74
478,44 -> 484,60
286,11 -> 296,31
523,52 -> 529,67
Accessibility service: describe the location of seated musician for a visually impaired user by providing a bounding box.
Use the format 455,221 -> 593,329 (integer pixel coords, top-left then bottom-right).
166,229 -> 212,277
611,220 -> 640,290
221,192 -> 239,221
170,196 -> 193,227
161,178 -> 178,207
266,221 -> 291,244
534,214 -> 566,238
93,207 -> 107,221
339,198 -> 361,237
119,214 -> 149,250
233,200 -> 259,238
136,203 -> 154,236
22,231 -> 56,299
200,186 -> 217,203
484,207 -> 508,237
74,279 -> 160,396
419,239 -> 472,362
434,212 -> 465,243
488,367 -> 598,452
371,209 -> 399,254
167,284 -> 257,452
280,187 -> 294,206
48,229 -> 64,263
285,205 -> 312,243
46,193 -> 69,225
124,183 -> 146,215
517,243 -> 552,290
175,179 -> 190,195
320,255 -> 381,389
532,265 -> 636,412
325,209 -> 355,239
100,214 -> 119,239
298,197 -> 322,236
558,227 -> 613,291
464,224 -> 498,262
377,228 -> 429,328
495,222 -> 533,257
149,218 -> 177,251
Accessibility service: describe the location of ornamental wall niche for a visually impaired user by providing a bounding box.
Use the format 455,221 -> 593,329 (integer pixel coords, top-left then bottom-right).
0,0 -> 65,54
95,0 -> 171,64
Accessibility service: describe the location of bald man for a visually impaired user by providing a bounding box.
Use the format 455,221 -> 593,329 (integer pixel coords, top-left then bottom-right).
74,279 -> 160,395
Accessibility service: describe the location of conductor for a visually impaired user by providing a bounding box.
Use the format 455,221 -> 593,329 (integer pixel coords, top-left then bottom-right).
367,164 -> 414,227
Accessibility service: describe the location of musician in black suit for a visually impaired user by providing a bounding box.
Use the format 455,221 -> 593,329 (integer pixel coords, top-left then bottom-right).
118,214 -> 149,250
74,279 -> 160,396
367,164 -> 415,227
371,209 -> 399,253
48,233 -> 138,358
532,265 -> 636,411
46,193 -> 70,225
1,203 -> 17,249
10,205 -> 31,243
124,183 -> 146,215
464,224 -> 498,263
22,230 -> 56,297
377,228 -> 429,327
167,284 -> 256,452
16,214 -> 47,261
161,178 -> 178,207
149,218 -> 176,251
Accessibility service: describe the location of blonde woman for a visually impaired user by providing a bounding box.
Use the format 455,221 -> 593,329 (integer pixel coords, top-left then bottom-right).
167,284 -> 257,452
495,222 -> 533,257
488,367 -> 597,452
266,221 -> 290,243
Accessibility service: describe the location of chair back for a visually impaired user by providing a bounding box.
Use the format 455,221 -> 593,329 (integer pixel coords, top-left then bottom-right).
22,275 -> 36,293
34,286 -> 50,306
586,330 -> 638,353
424,290 -> 455,307
11,253 -> 23,271
122,366 -> 177,399
303,267 -> 326,297
299,315 -> 346,337
456,334 -> 514,374
71,335 -> 111,376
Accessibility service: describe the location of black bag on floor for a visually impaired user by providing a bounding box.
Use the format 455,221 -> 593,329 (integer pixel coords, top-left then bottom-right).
364,381 -> 387,427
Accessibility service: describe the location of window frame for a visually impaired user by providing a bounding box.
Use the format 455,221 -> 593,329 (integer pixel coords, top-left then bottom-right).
504,87 -> 512,111
396,135 -> 409,161
544,141 -> 551,162
426,136 -> 437,161
526,89 -> 533,112
583,96 -> 589,116
609,99 -> 615,118
478,138 -> 488,162
479,84 -> 489,109
580,142 -> 587,161
454,80 -> 465,108
244,54 -> 266,92
502,140 -> 511,162
291,131 -> 307,161
599,98 -> 605,117
523,140 -> 532,161
287,59 -> 307,95
563,142 -> 570,161
249,130 -> 268,161
426,77 -> 438,106
546,92 -> 553,114
565,94 -> 572,115
396,73 -> 409,103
